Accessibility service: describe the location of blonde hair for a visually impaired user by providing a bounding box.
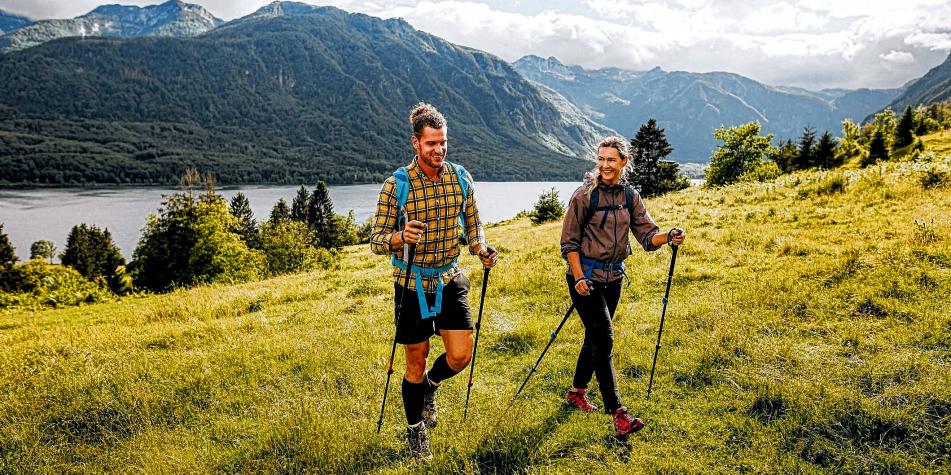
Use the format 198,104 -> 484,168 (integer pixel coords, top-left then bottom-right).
585,136 -> 631,196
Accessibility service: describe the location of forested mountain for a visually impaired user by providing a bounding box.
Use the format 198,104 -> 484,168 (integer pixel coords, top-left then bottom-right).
884,52 -> 951,113
0,10 -> 31,34
0,3 -> 608,185
0,0 -> 222,52
513,56 -> 901,161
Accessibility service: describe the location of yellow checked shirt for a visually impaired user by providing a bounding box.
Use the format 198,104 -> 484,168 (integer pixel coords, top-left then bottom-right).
370,158 -> 485,292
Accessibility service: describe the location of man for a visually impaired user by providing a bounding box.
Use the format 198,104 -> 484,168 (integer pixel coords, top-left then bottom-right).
370,102 -> 498,460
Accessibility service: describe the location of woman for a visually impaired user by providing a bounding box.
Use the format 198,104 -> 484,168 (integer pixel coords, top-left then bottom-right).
559,136 -> 686,437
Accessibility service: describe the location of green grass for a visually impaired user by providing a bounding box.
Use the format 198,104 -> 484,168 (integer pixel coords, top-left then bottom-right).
2,157 -> 950,473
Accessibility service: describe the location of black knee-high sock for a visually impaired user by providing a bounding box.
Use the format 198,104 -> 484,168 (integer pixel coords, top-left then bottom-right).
402,378 -> 425,425
428,353 -> 461,386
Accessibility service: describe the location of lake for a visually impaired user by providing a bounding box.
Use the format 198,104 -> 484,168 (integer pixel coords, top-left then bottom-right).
0,182 -> 586,261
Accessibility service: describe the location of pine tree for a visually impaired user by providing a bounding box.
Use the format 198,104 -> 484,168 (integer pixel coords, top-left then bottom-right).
308,181 -> 337,248
814,131 -> 838,169
61,224 -> 126,292
866,129 -> 890,165
291,185 -> 310,222
770,139 -> 798,173
793,126 -> 816,170
629,118 -> 687,197
229,192 -> 259,248
895,105 -> 915,148
30,240 -> 57,263
269,198 -> 291,225
0,223 -> 16,268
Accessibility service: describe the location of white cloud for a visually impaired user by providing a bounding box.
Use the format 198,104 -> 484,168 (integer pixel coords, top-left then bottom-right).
880,50 -> 915,64
2,0 -> 950,89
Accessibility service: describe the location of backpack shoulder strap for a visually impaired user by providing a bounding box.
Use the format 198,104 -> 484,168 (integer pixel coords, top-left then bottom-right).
392,167 -> 410,208
625,185 -> 636,221
450,162 -> 471,202
581,187 -> 600,231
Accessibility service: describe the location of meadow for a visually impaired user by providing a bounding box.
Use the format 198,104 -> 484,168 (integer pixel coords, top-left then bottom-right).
1,150 -> 949,473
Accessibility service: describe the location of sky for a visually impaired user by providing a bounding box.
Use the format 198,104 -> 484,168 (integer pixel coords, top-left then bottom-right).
2,0 -> 950,90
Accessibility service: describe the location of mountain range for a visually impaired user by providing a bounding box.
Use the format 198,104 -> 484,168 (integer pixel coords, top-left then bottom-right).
1,1 -> 949,185
0,10 -> 31,35
513,56 -> 902,161
0,0 -> 222,52
0,3 -> 608,185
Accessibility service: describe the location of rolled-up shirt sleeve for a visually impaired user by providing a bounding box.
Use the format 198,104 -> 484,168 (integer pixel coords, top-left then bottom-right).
560,187 -> 586,258
370,177 -> 399,255
630,191 -> 661,252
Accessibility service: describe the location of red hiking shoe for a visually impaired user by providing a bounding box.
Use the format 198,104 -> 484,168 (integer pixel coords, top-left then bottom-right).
565,389 -> 598,413
613,406 -> 644,437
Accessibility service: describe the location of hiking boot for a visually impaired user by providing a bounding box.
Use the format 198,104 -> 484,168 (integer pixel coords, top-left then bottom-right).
406,423 -> 433,461
565,388 -> 598,413
613,406 -> 645,438
422,389 -> 438,429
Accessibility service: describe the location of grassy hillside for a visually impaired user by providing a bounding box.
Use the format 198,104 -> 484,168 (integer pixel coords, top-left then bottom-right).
1,156 -> 949,473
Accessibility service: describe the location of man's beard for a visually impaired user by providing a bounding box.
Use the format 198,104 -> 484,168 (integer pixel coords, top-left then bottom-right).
420,153 -> 443,169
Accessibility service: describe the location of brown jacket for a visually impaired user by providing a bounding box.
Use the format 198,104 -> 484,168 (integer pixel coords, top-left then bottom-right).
560,180 -> 661,283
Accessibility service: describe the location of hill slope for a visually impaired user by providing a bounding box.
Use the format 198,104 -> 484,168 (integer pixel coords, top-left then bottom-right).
0,0 -> 222,52
885,52 -> 951,113
0,3 -> 608,186
1,152 -> 948,472
514,56 -> 901,162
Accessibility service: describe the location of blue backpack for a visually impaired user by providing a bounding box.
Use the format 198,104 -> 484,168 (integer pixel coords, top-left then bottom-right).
390,162 -> 472,319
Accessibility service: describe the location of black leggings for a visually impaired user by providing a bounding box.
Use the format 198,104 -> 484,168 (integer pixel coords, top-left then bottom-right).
566,274 -> 622,413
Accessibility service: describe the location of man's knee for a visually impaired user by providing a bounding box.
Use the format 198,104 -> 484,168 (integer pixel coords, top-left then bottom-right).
446,347 -> 472,371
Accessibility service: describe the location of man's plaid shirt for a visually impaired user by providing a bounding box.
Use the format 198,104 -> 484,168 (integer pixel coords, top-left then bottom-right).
370,158 -> 485,292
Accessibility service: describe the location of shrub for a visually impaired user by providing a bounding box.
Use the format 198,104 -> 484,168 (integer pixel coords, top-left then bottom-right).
258,220 -> 331,276
739,160 -> 782,183
0,260 -> 110,309
919,166 -> 948,189
705,122 -> 775,187
529,187 -> 565,224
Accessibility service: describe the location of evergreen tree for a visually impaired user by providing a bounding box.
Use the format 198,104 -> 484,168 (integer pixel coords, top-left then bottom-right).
530,187 -> 565,224
269,198 -> 291,225
814,131 -> 838,169
30,240 -> 57,263
0,223 -> 16,268
866,129 -> 890,165
769,139 -> 798,173
705,122 -> 775,187
308,181 -> 337,248
628,118 -> 687,197
895,105 -> 915,148
229,192 -> 259,248
291,185 -> 310,222
61,224 -> 126,292
793,126 -> 816,170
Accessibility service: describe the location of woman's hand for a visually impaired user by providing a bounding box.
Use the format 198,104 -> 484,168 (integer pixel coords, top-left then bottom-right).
574,277 -> 592,296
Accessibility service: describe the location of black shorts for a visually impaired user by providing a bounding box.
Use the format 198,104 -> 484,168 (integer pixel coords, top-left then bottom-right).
394,272 -> 473,345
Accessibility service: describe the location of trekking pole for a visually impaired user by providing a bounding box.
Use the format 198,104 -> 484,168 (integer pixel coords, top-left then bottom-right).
377,243 -> 417,433
646,229 -> 683,400
510,302 -> 576,404
463,246 -> 495,421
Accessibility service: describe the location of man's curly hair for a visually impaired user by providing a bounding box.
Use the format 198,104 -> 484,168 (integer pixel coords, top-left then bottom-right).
409,102 -> 446,137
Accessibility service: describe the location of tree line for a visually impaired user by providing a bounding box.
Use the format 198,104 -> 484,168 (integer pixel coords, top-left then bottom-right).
0,170 -> 372,307
704,102 -> 951,187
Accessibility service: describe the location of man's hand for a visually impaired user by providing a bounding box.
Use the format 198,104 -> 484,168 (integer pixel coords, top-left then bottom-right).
401,220 -> 427,245
478,246 -> 498,269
